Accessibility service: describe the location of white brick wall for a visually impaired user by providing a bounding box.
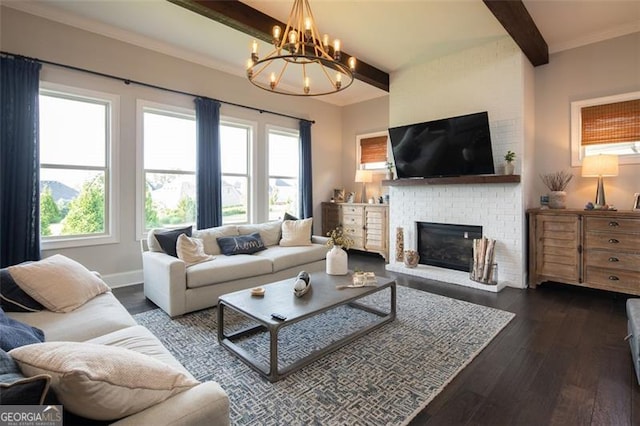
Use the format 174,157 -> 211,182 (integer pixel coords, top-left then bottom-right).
387,37 -> 527,290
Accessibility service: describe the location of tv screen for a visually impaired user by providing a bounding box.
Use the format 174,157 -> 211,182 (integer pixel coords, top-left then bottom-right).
389,111 -> 495,179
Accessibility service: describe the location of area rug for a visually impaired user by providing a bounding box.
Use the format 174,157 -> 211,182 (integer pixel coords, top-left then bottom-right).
134,286 -> 514,425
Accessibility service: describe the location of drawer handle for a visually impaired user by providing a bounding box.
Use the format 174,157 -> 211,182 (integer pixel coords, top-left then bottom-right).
608,275 -> 620,281
608,257 -> 619,262
608,238 -> 619,244
608,221 -> 619,227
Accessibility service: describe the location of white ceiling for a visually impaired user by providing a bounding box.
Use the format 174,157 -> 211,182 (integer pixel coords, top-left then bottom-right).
3,0 -> 639,106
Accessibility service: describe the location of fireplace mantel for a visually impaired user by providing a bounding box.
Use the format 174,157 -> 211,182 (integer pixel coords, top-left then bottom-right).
382,174 -> 520,187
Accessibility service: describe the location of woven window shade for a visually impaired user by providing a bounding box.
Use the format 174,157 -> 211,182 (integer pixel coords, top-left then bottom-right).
360,136 -> 387,163
581,99 -> 640,146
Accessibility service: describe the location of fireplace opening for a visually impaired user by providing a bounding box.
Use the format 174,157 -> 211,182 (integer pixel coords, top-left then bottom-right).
417,222 -> 482,272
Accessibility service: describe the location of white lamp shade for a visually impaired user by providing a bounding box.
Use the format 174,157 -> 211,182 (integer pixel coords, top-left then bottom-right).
581,154 -> 619,177
354,169 -> 373,183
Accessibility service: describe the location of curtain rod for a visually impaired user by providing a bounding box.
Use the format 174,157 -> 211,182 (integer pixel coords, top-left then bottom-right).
1,51 -> 315,124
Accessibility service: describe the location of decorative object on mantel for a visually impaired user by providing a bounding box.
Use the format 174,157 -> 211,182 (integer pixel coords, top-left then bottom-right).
504,150 -> 516,175
325,226 -> 353,275
403,250 -> 419,268
470,237 -> 497,285
581,154 -> 619,209
246,0 -> 356,96
385,160 -> 395,180
540,170 -> 573,209
395,227 -> 404,262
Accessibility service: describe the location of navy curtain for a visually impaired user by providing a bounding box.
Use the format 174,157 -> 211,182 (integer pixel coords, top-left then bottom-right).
194,97 -> 222,229
0,57 -> 42,268
299,120 -> 313,219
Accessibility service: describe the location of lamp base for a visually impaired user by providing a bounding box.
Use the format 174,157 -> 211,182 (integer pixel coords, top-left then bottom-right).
594,176 -> 606,207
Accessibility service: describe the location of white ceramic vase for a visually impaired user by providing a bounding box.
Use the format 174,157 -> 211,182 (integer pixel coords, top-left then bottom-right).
504,162 -> 514,175
548,191 -> 567,209
326,246 -> 348,275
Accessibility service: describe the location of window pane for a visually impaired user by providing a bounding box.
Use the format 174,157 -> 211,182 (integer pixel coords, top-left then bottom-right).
144,111 -> 196,171
269,178 -> 298,221
222,176 -> 248,224
40,168 -> 105,237
269,132 -> 298,177
40,95 -> 106,167
585,141 -> 640,156
220,125 -> 248,174
145,172 -> 196,228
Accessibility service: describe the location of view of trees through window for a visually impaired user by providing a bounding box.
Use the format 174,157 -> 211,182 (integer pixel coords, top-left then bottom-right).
39,91 -> 109,238
268,128 -> 299,220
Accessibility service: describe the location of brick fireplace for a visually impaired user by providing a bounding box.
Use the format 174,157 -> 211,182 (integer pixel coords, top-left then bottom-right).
385,178 -> 525,292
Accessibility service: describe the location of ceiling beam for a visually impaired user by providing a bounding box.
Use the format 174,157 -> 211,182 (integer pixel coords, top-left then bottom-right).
483,0 -> 549,66
168,0 -> 390,92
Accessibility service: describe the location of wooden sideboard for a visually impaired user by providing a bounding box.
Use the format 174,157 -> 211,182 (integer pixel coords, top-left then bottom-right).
321,202 -> 389,261
527,208 -> 640,295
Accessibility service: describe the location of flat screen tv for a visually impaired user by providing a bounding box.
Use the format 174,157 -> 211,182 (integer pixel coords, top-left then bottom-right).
389,111 -> 495,179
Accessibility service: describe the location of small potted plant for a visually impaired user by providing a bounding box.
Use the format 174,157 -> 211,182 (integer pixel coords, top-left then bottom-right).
384,160 -> 395,180
504,151 -> 516,175
540,170 -> 573,209
325,226 -> 354,275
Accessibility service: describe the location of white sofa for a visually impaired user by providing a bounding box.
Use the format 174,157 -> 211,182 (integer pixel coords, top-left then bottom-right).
142,222 -> 329,317
7,291 -> 230,425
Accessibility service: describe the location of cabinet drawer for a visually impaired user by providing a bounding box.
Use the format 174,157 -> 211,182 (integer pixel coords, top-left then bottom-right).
343,225 -> 363,238
585,232 -> 640,252
343,214 -> 363,227
586,217 -> 640,233
585,250 -> 640,272
585,266 -> 640,294
342,205 -> 364,216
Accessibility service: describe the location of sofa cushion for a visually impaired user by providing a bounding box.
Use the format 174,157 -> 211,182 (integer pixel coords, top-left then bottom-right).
255,244 -> 327,273
280,218 -> 313,247
217,232 -> 267,256
193,225 -> 239,256
0,268 -> 44,312
0,349 -> 50,405
153,226 -> 192,257
0,308 -> 45,351
6,292 -> 137,342
238,221 -> 282,247
7,255 -> 110,313
176,234 -> 215,266
186,255 -> 273,288
9,342 -> 200,421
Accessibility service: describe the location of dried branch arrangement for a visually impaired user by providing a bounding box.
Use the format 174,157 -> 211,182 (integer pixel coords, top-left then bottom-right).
540,170 -> 573,191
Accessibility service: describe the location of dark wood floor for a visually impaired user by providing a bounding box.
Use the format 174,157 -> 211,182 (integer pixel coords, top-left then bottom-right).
113,252 -> 640,425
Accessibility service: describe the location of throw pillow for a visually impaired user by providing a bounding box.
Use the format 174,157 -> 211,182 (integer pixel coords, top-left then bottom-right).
176,234 -> 215,266
7,254 -> 110,313
0,349 -> 50,405
280,218 -> 313,246
153,226 -> 193,257
0,308 -> 45,351
238,221 -> 282,247
192,225 -> 239,256
217,232 -> 267,255
0,268 -> 44,312
283,212 -> 299,221
9,342 -> 200,421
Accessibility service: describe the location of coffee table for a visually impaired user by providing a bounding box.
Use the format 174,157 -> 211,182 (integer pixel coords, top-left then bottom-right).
217,272 -> 396,382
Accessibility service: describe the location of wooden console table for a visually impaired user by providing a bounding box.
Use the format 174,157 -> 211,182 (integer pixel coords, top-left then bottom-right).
527,208 -> 640,295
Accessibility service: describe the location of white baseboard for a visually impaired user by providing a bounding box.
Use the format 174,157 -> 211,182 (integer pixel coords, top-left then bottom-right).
102,270 -> 143,288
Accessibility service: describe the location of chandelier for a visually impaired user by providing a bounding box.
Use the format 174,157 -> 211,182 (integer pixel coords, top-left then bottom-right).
246,0 -> 356,96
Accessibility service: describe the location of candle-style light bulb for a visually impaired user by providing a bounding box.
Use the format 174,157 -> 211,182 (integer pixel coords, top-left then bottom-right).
289,31 -> 297,44
322,34 -> 329,49
335,73 -> 342,90
246,59 -> 254,78
251,40 -> 258,62
273,26 -> 281,40
333,39 -> 341,60
305,17 -> 312,31
304,77 -> 310,94
270,72 -> 276,90
348,56 -> 356,70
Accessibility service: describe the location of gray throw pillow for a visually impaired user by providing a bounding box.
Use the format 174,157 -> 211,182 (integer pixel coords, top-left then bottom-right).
217,232 -> 266,255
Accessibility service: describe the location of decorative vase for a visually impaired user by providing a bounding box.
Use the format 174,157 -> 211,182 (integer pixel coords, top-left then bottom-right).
326,246 -> 348,275
548,191 -> 567,209
504,162 -> 514,175
395,227 -> 404,262
385,170 -> 393,180
404,250 -> 419,268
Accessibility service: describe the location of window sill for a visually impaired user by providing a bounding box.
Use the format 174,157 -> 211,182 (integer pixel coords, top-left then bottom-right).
41,234 -> 119,251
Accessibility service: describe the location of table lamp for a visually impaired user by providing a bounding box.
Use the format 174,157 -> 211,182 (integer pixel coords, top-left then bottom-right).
581,154 -> 619,207
354,170 -> 373,203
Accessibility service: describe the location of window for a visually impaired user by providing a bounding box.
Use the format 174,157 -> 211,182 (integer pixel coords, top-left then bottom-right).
268,126 -> 299,220
571,91 -> 640,166
139,102 -> 196,233
356,131 -> 389,171
220,121 -> 251,224
39,84 -> 119,248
